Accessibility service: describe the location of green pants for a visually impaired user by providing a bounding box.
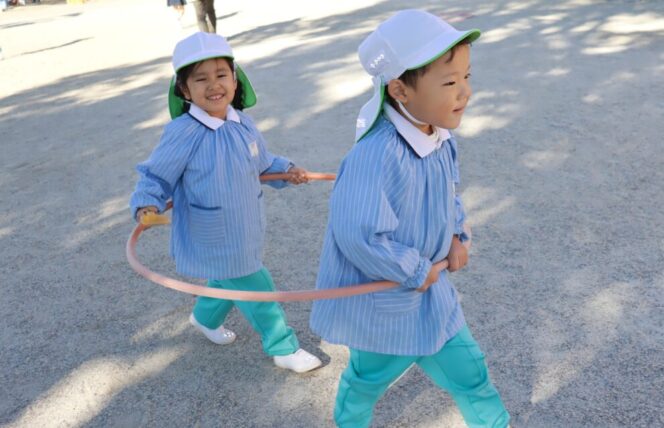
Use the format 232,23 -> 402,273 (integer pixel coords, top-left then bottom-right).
192,267 -> 299,356
335,326 -> 509,428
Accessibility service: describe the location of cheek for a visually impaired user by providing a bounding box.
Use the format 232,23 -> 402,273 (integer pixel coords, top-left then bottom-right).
446,90 -> 461,107
186,81 -> 203,98
219,78 -> 236,95
431,90 -> 455,110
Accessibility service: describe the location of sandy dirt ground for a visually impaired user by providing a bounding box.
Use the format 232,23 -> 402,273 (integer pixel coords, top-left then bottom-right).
1,0 -> 664,426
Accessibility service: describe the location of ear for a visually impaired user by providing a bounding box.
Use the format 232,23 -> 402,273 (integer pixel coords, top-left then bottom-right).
387,79 -> 409,104
179,82 -> 191,101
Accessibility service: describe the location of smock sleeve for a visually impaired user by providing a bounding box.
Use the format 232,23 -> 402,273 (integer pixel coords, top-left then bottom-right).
129,121 -> 198,220
330,141 -> 432,289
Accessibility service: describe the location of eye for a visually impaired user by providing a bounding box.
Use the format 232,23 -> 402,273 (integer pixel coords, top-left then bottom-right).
464,73 -> 472,79
195,78 -> 206,82
217,73 -> 228,78
443,81 -> 456,87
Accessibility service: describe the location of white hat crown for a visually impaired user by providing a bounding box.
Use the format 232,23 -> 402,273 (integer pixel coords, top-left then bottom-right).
172,32 -> 234,72
359,10 -> 470,81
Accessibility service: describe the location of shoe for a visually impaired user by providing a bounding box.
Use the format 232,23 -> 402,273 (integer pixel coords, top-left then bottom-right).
189,313 -> 236,345
273,349 -> 322,373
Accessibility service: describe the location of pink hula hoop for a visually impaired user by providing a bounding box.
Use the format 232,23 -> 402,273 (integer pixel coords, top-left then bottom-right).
126,172 -> 471,302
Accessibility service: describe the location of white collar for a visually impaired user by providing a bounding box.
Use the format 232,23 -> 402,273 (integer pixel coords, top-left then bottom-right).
188,103 -> 241,130
383,103 -> 451,158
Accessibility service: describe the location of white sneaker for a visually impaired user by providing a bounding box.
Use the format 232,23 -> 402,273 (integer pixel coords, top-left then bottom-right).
189,313 -> 236,345
273,349 -> 322,373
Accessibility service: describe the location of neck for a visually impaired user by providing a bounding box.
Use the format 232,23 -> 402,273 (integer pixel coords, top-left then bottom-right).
411,120 -> 433,135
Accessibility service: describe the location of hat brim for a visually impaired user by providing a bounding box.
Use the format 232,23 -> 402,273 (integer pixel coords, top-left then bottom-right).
355,81 -> 385,142
407,29 -> 481,70
168,59 -> 257,119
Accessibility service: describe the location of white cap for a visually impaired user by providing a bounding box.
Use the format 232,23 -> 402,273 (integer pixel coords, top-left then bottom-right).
172,31 -> 234,72
355,10 -> 480,141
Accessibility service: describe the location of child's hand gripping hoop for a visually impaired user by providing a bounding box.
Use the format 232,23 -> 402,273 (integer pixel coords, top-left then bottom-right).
141,212 -> 171,226
127,172 -> 472,302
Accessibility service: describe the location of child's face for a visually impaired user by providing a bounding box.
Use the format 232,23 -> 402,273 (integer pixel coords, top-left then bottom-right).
181,58 -> 237,119
399,44 -> 472,130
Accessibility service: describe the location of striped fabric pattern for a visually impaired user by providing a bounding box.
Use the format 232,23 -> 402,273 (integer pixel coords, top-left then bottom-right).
310,115 -> 467,356
130,106 -> 292,279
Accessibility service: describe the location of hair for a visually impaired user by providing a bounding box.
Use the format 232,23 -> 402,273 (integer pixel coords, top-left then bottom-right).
173,57 -> 246,112
385,38 -> 471,107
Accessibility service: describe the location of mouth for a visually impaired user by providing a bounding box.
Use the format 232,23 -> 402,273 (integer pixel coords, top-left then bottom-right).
207,94 -> 225,101
453,106 -> 466,114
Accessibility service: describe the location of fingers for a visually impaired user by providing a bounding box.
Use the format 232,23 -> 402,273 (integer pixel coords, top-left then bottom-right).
460,250 -> 469,268
433,264 -> 442,280
448,255 -> 459,272
456,245 -> 468,270
419,250 -> 469,290
137,206 -> 158,222
449,253 -> 468,272
290,175 -> 309,184
416,277 -> 435,292
287,176 -> 303,184
447,237 -> 469,272
418,265 -> 441,292
287,169 -> 310,185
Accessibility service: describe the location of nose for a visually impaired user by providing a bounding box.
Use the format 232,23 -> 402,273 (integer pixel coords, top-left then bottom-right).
210,77 -> 223,90
459,79 -> 472,101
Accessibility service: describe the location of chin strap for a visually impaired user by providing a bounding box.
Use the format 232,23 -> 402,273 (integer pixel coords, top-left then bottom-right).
396,100 -> 429,126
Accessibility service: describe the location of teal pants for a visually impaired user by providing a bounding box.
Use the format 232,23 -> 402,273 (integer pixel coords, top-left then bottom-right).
192,267 -> 299,356
335,326 -> 509,428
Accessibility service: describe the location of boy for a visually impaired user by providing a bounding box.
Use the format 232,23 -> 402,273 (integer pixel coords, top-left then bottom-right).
310,10 -> 510,428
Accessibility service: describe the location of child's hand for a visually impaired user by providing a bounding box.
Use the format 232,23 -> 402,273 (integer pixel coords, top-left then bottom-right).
417,264 -> 442,293
286,166 -> 310,185
417,236 -> 469,292
447,235 -> 469,272
136,206 -> 159,223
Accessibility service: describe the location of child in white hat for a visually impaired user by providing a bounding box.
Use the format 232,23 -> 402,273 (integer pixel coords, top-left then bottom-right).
310,10 -> 510,426
130,32 -> 321,373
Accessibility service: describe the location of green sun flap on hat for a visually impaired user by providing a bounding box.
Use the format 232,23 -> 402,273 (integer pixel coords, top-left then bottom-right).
168,76 -> 185,119
168,58 -> 257,119
355,84 -> 386,143
235,65 -> 257,108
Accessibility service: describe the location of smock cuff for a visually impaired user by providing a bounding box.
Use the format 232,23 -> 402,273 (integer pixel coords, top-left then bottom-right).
455,230 -> 469,243
262,157 -> 294,189
403,257 -> 433,289
270,156 -> 293,174
130,196 -> 166,222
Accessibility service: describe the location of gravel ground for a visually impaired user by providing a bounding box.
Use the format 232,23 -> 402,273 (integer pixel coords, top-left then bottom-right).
1,0 -> 663,426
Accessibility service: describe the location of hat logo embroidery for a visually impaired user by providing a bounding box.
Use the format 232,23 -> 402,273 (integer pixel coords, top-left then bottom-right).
368,51 -> 389,74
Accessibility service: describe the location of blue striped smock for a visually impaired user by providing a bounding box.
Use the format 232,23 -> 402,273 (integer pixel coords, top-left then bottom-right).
310,108 -> 468,356
129,104 -> 293,280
